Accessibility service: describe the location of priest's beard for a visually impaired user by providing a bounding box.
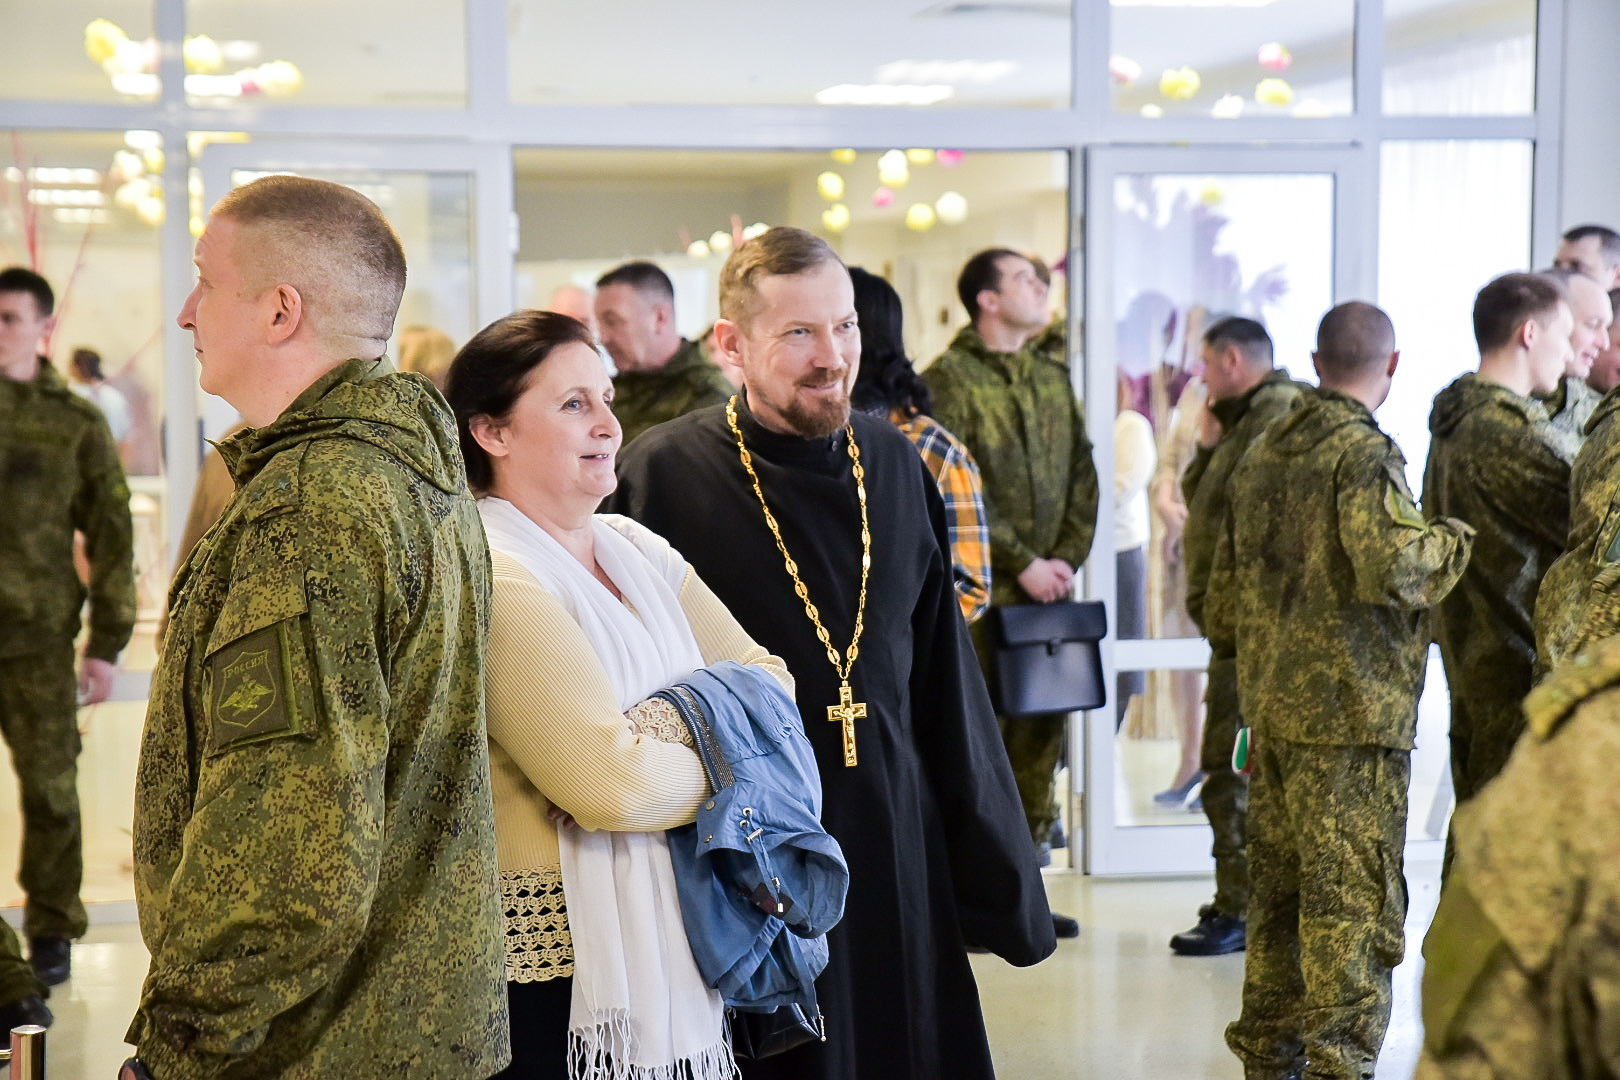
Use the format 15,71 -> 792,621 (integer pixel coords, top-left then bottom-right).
754,378 -> 853,438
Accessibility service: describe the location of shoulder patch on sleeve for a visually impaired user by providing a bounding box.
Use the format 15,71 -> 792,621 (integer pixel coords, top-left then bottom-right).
1382,463 -> 1428,530
206,619 -> 314,753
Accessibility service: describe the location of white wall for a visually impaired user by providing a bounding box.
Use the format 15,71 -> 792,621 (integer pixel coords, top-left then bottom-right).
1558,0 -> 1620,232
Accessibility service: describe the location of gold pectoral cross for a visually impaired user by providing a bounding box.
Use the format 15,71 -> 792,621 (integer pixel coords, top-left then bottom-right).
827,682 -> 866,767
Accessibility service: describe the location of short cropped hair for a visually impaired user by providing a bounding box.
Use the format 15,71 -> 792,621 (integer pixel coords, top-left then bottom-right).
1564,224 -> 1620,265
0,267 -> 54,317
1315,302 -> 1396,379
212,175 -> 406,357
595,261 -> 675,306
1473,272 -> 1569,354
444,310 -> 596,493
1203,316 -> 1273,369
956,248 -> 1022,323
719,226 -> 844,329
70,347 -> 104,382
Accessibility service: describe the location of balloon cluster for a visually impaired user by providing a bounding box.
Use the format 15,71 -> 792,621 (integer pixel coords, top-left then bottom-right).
815,149 -> 968,235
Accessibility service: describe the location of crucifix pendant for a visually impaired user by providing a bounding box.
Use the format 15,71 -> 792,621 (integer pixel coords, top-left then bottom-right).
827,681 -> 866,767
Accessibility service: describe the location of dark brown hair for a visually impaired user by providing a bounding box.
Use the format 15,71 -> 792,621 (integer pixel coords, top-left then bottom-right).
445,310 -> 597,492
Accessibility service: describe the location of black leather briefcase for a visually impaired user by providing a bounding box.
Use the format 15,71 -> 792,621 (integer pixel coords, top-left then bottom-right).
986,601 -> 1108,717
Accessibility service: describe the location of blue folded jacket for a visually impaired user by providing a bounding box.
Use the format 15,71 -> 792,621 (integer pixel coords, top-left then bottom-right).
658,661 -> 848,1013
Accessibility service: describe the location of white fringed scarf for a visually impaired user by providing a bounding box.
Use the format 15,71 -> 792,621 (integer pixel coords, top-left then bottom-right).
479,498 -> 735,1080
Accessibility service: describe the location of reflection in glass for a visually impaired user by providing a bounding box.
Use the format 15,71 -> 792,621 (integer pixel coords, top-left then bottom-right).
0,1 -> 155,104
1117,667 -> 1208,827
1111,0 -> 1354,118
1383,0 -> 1535,116
2,130 -> 168,670
513,148 -> 1069,368
1112,172 -> 1334,641
184,1 -> 467,108
508,1 -> 1071,108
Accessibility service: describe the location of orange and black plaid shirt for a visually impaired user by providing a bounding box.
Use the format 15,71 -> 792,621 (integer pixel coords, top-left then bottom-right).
895,411 -> 991,624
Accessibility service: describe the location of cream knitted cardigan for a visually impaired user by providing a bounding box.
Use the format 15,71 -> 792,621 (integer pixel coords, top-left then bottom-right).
485,548 -> 791,982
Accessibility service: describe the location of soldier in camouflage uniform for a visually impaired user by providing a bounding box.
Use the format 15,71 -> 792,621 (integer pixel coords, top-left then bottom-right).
1214,303 -> 1473,1080
594,260 -> 732,446
1534,283 -> 1620,676
124,176 -> 508,1078
1536,268 -> 1612,445
925,248 -> 1098,938
1424,273 -> 1576,871
1417,619 -> 1620,1079
1170,316 -> 1306,957
0,266 -> 135,1023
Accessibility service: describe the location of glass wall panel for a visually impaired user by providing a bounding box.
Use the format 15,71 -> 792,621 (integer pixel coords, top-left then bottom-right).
508,2 -> 1071,108
0,1 -> 155,104
1110,171 -> 1334,639
2,129 -> 169,672
1115,657 -> 1454,842
513,148 -> 1069,367
183,1 -> 467,108
1110,0 -> 1354,119
1377,140 -> 1532,488
1383,0 -> 1536,116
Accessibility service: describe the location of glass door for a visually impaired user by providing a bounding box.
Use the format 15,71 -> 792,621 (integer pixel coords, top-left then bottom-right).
1080,144 -> 1366,874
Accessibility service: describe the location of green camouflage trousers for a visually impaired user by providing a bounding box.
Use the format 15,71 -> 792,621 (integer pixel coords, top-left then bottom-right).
1443,692 -> 1525,879
971,617 -> 1067,847
1202,655 -> 1249,919
1227,737 -> 1409,1080
0,647 -> 88,940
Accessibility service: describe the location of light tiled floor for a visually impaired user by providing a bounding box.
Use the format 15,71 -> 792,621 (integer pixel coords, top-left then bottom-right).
18,861 -> 1441,1079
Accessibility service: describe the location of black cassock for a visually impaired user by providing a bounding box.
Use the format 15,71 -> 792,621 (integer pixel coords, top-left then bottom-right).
608,397 -> 1055,1080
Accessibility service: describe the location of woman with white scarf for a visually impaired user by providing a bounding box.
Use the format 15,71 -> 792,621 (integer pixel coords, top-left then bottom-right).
446,310 -> 790,1080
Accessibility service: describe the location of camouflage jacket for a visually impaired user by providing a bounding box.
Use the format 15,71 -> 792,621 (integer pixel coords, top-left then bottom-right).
1424,373 -> 1576,707
128,360 -> 509,1079
1535,387 -> 1620,674
1180,368 -> 1308,646
1419,635 -> 1620,1080
925,325 -> 1099,605
1212,388 -> 1473,748
612,337 -> 732,447
0,359 -> 135,661
1540,373 -> 1603,446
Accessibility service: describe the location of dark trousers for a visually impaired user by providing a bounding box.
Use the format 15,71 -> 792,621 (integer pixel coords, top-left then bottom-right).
0,648 -> 86,940
1115,545 -> 1148,729
1442,692 -> 1525,878
1201,655 -> 1249,918
1226,737 -> 1409,1080
490,975 -> 574,1080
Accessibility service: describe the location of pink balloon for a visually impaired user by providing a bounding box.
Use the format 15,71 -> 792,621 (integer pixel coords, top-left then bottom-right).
936,149 -> 965,167
872,187 -> 895,208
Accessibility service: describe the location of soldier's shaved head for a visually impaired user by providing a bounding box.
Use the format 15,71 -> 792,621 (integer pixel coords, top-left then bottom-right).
1315,302 -> 1396,380
212,174 -> 406,361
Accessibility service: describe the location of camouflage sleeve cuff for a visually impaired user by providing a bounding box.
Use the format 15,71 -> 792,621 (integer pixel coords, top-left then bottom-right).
1442,516 -> 1477,539
84,634 -> 127,665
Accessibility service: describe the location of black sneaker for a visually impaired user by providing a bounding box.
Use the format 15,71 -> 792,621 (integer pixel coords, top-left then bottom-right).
1169,909 -> 1246,955
1052,912 -> 1081,938
27,937 -> 70,986
0,993 -> 52,1030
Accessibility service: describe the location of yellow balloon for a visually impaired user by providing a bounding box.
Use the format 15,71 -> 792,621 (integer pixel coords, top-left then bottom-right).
816,171 -> 846,201
822,203 -> 852,233
1255,78 -> 1295,107
905,149 -> 935,166
904,203 -> 937,232
830,148 -> 858,165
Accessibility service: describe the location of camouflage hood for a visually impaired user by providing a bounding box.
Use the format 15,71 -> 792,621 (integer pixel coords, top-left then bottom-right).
1428,372 -> 1541,439
1257,386 -> 1375,457
218,357 -> 467,496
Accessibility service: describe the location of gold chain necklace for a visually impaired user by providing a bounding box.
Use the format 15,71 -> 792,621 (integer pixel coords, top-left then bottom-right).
726,395 -> 870,767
